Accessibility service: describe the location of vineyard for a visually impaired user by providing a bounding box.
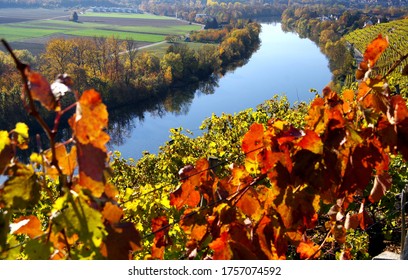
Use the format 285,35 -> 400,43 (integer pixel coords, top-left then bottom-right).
344,18 -> 408,96
0,23 -> 408,259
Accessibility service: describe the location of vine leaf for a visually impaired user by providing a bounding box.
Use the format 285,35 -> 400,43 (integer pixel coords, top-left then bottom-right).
69,89 -> 109,151
10,215 -> 43,238
254,215 -> 287,260
363,34 -> 388,67
170,162 -> 204,210
378,95 -> 408,160
14,122 -> 29,150
76,143 -> 106,197
296,130 -> 323,154
100,222 -> 142,260
180,208 -> 208,245
53,193 -> 107,250
102,202 -> 123,224
297,239 -> 320,259
1,163 -> 40,209
69,89 -> 109,197
24,67 -> 56,111
0,131 -> 13,175
368,172 -> 392,203
242,123 -> 264,159
25,238 -> 52,260
208,231 -> 232,260
151,216 -> 170,259
44,144 -> 77,177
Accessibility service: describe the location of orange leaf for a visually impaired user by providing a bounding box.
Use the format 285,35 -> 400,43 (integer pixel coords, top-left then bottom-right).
44,144 -> 77,177
254,215 -> 287,260
25,68 -> 56,111
102,202 -> 123,224
297,130 -> 323,154
342,89 -> 354,116
390,95 -> 408,124
235,187 -> 263,221
10,215 -> 43,238
209,232 -> 232,260
242,123 -> 264,160
69,89 -> 110,151
180,209 -> 208,243
152,216 -> 170,248
363,34 -> 388,67
170,161 -> 208,210
297,239 -> 320,259
305,97 -> 326,134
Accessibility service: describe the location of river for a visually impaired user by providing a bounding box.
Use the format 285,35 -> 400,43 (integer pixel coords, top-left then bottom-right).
108,22 -> 332,160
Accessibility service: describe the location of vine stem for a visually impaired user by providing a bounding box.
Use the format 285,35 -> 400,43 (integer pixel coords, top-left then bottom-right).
306,223 -> 335,260
1,39 -> 63,178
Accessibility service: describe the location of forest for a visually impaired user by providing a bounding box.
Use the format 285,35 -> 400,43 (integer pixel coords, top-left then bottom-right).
0,0 -> 408,260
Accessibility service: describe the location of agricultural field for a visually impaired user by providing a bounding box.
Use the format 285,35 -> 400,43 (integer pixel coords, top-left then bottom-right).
343,18 -> 408,95
0,8 -> 202,55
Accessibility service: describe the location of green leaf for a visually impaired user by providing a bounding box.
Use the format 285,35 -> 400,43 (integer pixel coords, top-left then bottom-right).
54,192 -> 107,251
25,238 -> 52,260
1,163 -> 40,209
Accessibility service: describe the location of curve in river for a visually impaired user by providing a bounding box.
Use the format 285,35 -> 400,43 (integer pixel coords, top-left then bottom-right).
109,22 -> 332,159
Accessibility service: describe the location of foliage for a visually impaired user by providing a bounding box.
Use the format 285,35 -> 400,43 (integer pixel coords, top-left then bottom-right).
0,40 -> 141,259
1,20 -> 408,260
112,34 -> 408,260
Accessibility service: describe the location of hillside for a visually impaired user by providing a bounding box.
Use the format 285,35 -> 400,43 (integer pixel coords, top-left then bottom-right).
344,18 -> 408,96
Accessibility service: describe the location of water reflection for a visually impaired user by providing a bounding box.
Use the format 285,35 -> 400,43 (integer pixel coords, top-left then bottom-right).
106,74 -> 221,148
110,23 -> 332,159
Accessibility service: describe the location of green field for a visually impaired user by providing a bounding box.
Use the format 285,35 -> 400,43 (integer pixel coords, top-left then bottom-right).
0,10 -> 202,52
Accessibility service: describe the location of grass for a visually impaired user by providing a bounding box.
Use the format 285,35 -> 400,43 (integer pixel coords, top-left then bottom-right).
144,41 -> 214,57
65,29 -> 166,42
0,12 -> 201,45
0,26 -> 64,41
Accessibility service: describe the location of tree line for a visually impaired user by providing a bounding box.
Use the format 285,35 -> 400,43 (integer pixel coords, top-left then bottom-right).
0,22 -> 260,132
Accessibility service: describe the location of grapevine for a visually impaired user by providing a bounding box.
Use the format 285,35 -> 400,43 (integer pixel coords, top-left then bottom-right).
0,33 -> 407,260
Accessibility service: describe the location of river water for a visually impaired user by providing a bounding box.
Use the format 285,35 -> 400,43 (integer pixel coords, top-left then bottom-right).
109,22 -> 332,160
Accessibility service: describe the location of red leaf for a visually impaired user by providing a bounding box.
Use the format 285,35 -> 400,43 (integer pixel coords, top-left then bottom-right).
76,143 -> 107,197
152,216 -> 170,248
358,203 -> 373,230
100,222 -> 142,260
